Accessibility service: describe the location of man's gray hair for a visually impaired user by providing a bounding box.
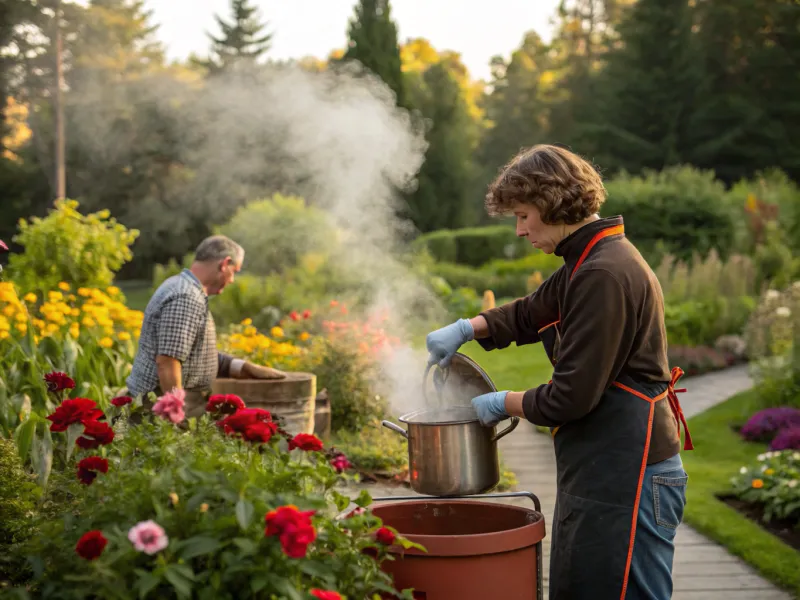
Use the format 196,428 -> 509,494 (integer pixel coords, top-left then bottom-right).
194,235 -> 244,265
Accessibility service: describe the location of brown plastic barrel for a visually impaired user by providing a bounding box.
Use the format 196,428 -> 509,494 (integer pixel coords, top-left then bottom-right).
211,372 -> 316,435
371,499 -> 546,600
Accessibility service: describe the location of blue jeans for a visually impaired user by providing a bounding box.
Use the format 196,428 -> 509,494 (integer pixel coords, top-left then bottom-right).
627,453 -> 689,599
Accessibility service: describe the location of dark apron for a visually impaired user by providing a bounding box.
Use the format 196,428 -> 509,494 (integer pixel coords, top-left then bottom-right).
537,224 -> 693,600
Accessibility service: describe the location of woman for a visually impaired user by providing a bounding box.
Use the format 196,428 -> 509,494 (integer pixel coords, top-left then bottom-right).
426,145 -> 692,600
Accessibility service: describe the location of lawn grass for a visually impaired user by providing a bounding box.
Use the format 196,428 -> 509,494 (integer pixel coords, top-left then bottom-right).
459,339 -> 554,391
681,388 -> 800,597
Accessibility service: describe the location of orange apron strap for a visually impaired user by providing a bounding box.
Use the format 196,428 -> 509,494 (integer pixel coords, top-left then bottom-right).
668,367 -> 693,451
569,224 -> 625,280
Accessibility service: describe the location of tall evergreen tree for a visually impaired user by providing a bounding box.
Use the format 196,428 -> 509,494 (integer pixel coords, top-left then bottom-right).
405,61 -> 475,231
197,0 -> 272,74
587,0 -> 704,175
342,0 -> 405,107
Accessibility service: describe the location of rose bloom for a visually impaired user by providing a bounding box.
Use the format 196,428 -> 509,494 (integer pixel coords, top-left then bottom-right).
264,505 -> 317,558
77,456 -> 109,485
76,420 -> 115,449
110,396 -> 133,407
44,371 -> 76,392
46,398 -> 103,432
217,408 -> 272,435
310,591 -> 342,600
0,239 -> 7,252
288,433 -> 323,452
128,520 -> 169,555
375,526 -> 396,546
75,530 -> 108,560
242,421 -> 278,443
152,388 -> 186,424
330,454 -> 352,473
206,394 -> 246,415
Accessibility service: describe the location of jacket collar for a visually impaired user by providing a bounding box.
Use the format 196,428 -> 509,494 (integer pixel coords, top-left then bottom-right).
555,215 -> 625,271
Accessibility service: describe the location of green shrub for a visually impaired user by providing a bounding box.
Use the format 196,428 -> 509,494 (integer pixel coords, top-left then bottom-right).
332,420 -> 408,474
0,437 -> 37,547
665,297 -> 755,347
8,199 -> 139,295
730,450 -> 800,526
11,414 -> 418,600
414,225 -> 531,267
482,251 -> 562,279
603,166 -> 737,264
217,194 -> 338,276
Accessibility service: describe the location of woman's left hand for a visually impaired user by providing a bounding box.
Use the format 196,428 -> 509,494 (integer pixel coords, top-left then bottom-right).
471,391 -> 510,426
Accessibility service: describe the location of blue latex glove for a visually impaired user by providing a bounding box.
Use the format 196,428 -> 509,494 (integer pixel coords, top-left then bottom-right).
472,391 -> 510,427
426,318 -> 475,368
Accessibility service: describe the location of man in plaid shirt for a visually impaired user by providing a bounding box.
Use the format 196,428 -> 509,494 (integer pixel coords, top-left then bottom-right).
127,235 -> 285,417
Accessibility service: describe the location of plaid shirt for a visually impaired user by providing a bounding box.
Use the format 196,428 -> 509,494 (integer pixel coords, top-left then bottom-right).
127,270 -> 224,397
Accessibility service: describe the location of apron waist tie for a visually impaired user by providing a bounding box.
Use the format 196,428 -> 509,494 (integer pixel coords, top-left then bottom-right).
668,367 -> 693,451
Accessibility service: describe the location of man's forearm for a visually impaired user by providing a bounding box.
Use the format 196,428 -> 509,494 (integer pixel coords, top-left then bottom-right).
468,315 -> 490,339
156,355 -> 182,392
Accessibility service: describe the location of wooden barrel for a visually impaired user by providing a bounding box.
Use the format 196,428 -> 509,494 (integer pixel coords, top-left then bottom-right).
313,389 -> 331,442
211,372 -> 317,435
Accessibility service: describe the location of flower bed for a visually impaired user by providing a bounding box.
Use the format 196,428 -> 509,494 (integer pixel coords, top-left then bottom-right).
2,377 -> 422,599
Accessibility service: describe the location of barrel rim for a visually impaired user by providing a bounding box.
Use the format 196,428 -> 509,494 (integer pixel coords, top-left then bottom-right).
371,499 -> 546,557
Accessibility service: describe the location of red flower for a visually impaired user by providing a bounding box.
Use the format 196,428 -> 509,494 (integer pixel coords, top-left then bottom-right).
302,309 -> 311,319
77,456 -> 109,485
310,591 -> 342,600
0,240 -> 7,252
242,421 -> 278,443
110,396 -> 132,407
375,527 -> 395,546
289,311 -> 299,321
46,398 -> 104,432
44,371 -> 76,393
288,433 -> 323,452
264,505 -> 317,558
330,454 -> 352,473
76,420 -> 115,449
206,394 -> 246,415
217,408 -> 272,436
75,530 -> 107,560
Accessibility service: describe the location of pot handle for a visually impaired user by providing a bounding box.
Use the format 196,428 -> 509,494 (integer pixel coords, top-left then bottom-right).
491,416 -> 519,442
381,420 -> 409,439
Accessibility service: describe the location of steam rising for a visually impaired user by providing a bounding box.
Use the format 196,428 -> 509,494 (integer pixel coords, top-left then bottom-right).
69,61 -> 479,415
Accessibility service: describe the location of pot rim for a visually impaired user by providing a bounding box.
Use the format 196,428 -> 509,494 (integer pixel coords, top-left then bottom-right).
398,405 -> 481,426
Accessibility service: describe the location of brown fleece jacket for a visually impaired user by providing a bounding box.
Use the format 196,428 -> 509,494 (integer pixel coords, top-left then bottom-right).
477,216 -> 681,464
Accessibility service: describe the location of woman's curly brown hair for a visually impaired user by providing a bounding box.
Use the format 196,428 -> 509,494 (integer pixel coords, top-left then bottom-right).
485,144 -> 606,224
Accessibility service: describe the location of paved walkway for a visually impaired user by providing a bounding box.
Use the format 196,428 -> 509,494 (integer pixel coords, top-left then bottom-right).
346,365 -> 795,600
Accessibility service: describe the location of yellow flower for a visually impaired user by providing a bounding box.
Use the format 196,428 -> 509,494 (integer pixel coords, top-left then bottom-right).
15,323 -> 27,334
271,326 -> 284,338
299,332 -> 310,342
241,318 -> 252,326
244,326 -> 257,337
99,337 -> 113,348
200,503 -> 209,513
82,316 -> 96,328
2,305 -> 15,317
69,323 -> 80,339
45,323 -> 58,334
765,468 -> 775,476
23,293 -> 37,303
0,331 -> 8,340
118,331 -> 131,341
58,282 -> 70,291
107,286 -> 120,296
0,317 -> 9,331
169,492 -> 179,506
77,287 -> 91,297
14,312 -> 27,322
48,291 -> 63,302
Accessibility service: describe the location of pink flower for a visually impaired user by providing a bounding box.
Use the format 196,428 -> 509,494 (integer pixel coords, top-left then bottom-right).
0,240 -> 7,252
152,388 -> 185,424
330,454 -> 352,473
128,520 -> 169,555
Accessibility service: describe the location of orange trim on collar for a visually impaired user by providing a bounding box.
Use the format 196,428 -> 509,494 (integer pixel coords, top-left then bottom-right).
569,224 -> 625,280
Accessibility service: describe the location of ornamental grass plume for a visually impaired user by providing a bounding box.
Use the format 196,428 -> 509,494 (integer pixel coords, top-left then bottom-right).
152,388 -> 186,424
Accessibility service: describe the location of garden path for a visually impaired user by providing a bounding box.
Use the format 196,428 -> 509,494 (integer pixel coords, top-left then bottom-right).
346,365 -> 794,600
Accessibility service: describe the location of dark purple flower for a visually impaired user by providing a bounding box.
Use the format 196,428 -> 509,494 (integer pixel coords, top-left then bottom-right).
770,426 -> 800,451
740,407 -> 800,443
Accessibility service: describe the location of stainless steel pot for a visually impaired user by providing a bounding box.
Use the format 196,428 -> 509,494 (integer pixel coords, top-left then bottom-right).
382,353 -> 519,497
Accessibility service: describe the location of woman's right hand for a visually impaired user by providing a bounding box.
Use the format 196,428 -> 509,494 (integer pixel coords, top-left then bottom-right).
425,318 -> 475,368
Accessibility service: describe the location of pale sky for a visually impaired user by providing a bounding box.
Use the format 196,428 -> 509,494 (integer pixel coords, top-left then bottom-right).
143,0 -> 560,82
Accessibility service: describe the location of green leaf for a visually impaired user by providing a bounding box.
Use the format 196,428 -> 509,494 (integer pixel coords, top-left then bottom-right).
235,498 -> 254,530
355,488 -> 373,508
274,579 -> 303,600
250,575 -> 269,593
30,423 -> 53,488
330,489 -> 351,512
14,415 -> 37,463
164,565 -> 193,598
300,561 -> 333,578
63,336 -> 79,375
176,536 -> 222,560
232,537 -> 258,554
396,537 -> 427,553
134,571 -> 161,600
65,422 -> 83,462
